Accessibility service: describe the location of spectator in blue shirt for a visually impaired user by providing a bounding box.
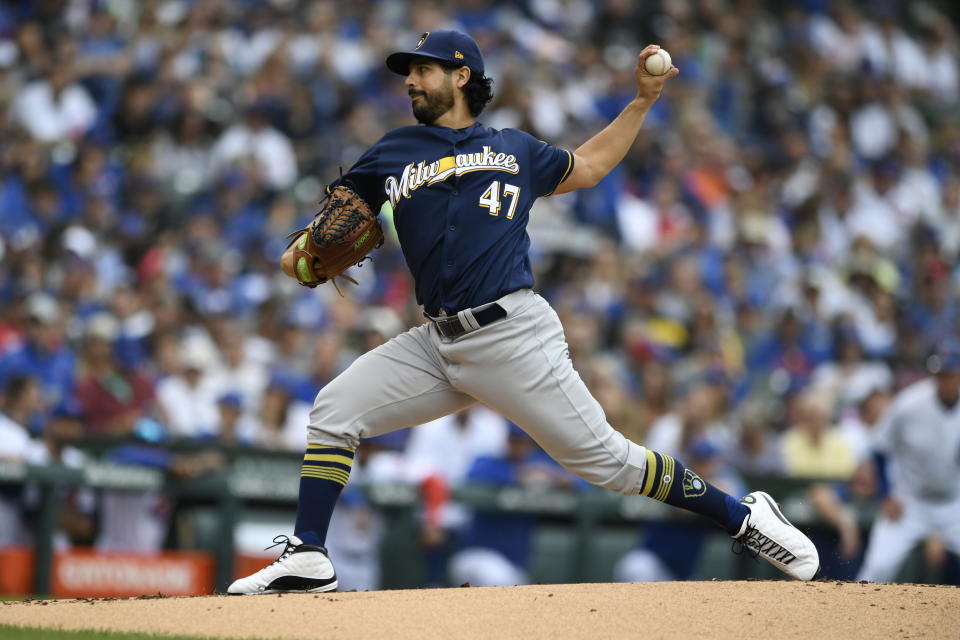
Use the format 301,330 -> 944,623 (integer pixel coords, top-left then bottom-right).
0,293 -> 76,412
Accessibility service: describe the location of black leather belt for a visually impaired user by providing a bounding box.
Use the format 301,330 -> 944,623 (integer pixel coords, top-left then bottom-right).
430,304 -> 507,339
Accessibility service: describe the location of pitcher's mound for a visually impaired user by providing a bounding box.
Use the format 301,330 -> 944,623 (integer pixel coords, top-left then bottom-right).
2,581 -> 957,639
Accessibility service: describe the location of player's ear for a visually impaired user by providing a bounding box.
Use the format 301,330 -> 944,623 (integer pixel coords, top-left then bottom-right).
455,66 -> 471,89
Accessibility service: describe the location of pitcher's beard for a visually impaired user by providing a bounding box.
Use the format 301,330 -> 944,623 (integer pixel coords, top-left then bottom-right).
412,86 -> 455,125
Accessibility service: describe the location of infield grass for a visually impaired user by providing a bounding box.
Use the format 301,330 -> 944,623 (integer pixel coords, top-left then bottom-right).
0,625 -> 279,640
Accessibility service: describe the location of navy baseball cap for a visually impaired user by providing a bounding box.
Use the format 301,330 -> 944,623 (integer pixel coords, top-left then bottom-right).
386,30 -> 484,76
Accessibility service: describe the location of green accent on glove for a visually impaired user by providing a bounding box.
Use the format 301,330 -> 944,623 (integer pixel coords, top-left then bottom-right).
297,256 -> 312,282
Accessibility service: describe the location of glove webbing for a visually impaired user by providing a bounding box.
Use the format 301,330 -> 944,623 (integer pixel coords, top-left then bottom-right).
313,193 -> 371,248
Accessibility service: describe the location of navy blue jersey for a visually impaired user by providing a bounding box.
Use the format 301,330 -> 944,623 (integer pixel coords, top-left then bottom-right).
334,123 -> 573,315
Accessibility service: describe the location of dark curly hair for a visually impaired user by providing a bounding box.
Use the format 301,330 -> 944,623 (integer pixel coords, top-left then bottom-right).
439,61 -> 494,117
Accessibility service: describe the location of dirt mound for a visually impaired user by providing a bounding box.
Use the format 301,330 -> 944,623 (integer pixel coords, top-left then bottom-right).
2,581 -> 957,640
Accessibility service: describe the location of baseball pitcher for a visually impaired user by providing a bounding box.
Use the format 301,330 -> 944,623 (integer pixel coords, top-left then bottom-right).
229,30 -> 819,594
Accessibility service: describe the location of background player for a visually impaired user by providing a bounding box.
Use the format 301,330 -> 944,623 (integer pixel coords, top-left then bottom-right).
857,341 -> 960,582
228,29 -> 819,595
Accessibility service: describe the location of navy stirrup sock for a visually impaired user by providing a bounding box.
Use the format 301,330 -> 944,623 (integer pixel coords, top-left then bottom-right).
640,449 -> 749,535
294,445 -> 355,546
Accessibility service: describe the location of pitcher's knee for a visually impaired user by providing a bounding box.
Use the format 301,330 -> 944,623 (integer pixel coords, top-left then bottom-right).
595,462 -> 646,495
305,421 -> 359,448
569,441 -> 648,496
306,390 -> 363,448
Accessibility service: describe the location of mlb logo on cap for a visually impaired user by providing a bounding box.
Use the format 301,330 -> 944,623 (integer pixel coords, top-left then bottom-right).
386,29 -> 485,76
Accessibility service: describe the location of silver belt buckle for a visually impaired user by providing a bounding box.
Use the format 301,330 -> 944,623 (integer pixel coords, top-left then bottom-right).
436,316 -> 461,338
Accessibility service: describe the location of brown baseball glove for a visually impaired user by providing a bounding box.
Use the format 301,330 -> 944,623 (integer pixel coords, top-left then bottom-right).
281,184 -> 384,294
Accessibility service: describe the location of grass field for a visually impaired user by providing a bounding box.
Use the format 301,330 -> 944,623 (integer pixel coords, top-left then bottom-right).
0,625 -> 275,640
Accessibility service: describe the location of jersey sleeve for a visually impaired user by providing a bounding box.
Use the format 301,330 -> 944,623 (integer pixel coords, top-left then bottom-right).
522,132 -> 574,197
326,144 -> 384,211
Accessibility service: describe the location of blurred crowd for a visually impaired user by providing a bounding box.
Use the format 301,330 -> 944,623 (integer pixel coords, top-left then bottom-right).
1,0 -> 959,583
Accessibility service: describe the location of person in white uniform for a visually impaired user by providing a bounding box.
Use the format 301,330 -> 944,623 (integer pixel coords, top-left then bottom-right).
857,341 -> 960,582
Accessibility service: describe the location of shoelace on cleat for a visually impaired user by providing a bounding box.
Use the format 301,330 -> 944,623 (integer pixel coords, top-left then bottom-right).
734,525 -> 796,566
263,535 -> 297,566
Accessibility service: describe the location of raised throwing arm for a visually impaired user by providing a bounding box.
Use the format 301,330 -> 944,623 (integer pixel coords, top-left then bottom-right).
553,44 -> 678,195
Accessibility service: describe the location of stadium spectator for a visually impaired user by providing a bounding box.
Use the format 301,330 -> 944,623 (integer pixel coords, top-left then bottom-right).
23,400 -> 96,550
11,58 -> 97,143
257,373 -> 311,452
211,101 -> 297,191
94,418 -> 223,553
155,346 -> 220,440
213,391 -> 258,447
779,388 -> 857,480
0,376 -> 38,458
74,313 -> 156,436
0,293 -> 76,411
0,375 -> 43,547
728,396 -> 784,476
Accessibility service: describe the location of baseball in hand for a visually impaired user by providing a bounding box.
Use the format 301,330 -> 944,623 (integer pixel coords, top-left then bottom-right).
645,49 -> 672,76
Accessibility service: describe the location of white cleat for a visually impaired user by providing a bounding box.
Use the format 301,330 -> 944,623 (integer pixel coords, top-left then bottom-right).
227,535 -> 338,595
733,491 -> 820,581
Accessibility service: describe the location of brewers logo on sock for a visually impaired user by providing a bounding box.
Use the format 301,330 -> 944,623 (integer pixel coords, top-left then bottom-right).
682,468 -> 707,498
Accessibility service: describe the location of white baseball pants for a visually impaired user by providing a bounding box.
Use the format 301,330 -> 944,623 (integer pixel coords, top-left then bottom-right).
857,494 -> 960,582
307,289 -> 649,495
